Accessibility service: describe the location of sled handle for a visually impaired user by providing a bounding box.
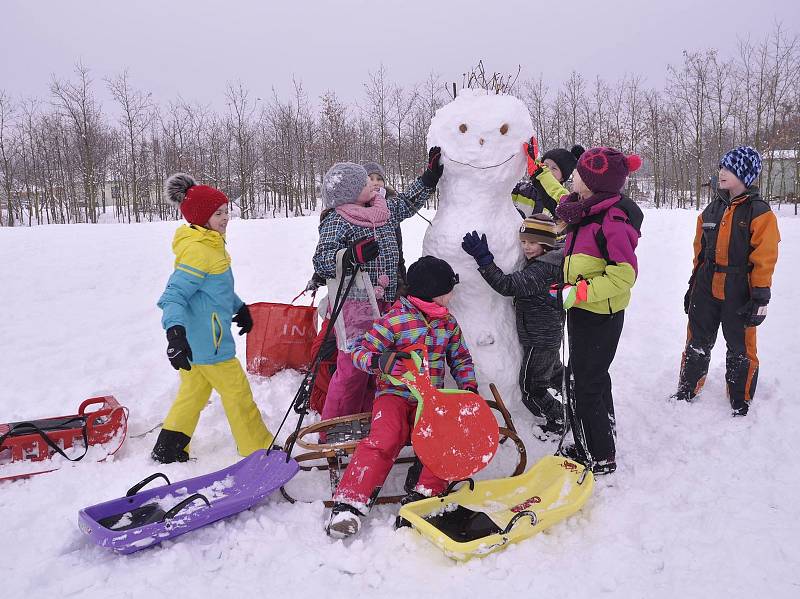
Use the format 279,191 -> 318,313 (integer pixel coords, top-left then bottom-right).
126,473 -> 171,497
162,493 -> 211,521
438,478 -> 475,497
501,510 -> 538,535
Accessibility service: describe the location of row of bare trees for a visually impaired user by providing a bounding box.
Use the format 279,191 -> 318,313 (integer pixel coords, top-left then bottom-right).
0,25 -> 798,226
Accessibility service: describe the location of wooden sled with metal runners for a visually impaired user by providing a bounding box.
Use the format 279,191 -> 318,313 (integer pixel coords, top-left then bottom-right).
280,383 -> 527,507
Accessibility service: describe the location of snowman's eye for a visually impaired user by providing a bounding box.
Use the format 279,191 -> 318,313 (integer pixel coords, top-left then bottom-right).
499,123 -> 509,135
459,123 -> 468,133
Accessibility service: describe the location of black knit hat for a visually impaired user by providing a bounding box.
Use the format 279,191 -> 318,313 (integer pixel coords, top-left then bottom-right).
407,256 -> 458,301
541,145 -> 585,181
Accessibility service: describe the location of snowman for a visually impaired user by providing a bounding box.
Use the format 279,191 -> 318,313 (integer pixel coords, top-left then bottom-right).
423,89 -> 534,406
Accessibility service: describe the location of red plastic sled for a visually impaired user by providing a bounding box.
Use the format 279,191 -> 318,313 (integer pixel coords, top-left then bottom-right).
395,349 -> 499,482
0,395 -> 128,481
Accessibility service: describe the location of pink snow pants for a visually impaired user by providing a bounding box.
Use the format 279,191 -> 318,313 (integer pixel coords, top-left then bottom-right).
333,394 -> 448,506
320,349 -> 375,420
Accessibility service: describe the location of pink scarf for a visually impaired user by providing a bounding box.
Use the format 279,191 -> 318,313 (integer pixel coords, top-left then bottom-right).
408,295 -> 449,319
336,192 -> 390,228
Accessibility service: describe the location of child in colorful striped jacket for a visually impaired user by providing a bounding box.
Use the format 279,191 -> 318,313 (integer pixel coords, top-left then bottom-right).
325,256 -> 477,539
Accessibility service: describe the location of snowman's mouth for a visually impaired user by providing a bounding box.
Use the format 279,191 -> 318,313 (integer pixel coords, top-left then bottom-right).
445,153 -> 517,170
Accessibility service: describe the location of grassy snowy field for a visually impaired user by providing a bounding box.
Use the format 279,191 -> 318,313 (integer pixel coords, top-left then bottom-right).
0,208 -> 797,598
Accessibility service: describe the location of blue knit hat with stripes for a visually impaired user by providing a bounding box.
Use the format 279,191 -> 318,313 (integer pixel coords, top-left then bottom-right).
719,146 -> 762,187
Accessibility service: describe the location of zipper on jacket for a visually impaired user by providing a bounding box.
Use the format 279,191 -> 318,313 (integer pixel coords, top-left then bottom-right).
211,312 -> 222,354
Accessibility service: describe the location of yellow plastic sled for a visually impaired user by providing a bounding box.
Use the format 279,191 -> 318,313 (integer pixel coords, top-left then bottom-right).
398,455 -> 594,561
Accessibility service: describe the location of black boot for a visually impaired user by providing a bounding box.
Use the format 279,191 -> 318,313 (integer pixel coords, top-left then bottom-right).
525,389 -> 565,437
403,458 -> 423,494
395,490 -> 428,529
559,444 -> 616,475
151,429 -> 191,464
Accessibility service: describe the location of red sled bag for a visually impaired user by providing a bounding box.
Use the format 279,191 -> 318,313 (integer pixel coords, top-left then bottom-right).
246,298 -> 318,378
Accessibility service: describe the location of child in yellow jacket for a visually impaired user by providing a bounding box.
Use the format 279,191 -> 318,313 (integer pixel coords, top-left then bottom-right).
151,173 -> 274,463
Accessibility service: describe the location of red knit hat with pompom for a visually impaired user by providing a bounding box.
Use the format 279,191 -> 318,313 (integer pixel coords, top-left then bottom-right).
575,147 -> 642,194
165,173 -> 228,227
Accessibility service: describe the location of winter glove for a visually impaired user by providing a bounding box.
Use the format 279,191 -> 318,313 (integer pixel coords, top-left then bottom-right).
420,146 -> 443,187
166,325 -> 192,371
523,136 -> 543,178
550,280 -> 589,310
461,231 -> 494,267
343,237 -> 379,266
371,350 -> 412,375
232,303 -> 253,336
462,384 -> 478,394
737,286 -> 770,327
305,272 -> 326,293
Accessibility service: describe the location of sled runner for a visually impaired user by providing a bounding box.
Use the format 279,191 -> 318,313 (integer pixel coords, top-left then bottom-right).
280,384 -> 526,507
398,455 -> 594,561
78,448 -> 299,554
0,395 -> 128,482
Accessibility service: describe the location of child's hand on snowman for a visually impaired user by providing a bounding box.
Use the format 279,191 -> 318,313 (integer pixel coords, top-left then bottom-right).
461,231 -> 494,267
523,136 -> 544,178
421,146 -> 444,187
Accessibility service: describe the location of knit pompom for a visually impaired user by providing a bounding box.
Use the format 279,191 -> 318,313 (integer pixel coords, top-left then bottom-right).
570,145 -> 585,159
626,154 -> 643,173
165,173 -> 197,206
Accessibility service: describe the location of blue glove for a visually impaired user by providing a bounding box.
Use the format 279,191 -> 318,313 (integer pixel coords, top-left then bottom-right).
461,231 -> 494,267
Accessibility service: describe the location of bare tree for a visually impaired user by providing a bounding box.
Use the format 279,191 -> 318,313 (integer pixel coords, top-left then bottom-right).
107,70 -> 153,222
50,62 -> 103,222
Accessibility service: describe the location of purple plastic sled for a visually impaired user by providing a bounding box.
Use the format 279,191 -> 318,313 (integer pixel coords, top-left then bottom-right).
78,449 -> 299,554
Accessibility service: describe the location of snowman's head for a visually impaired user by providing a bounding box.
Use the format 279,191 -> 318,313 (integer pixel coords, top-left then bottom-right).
427,90 -> 534,190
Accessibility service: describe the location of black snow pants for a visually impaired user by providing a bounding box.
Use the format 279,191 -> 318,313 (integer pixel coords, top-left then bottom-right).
678,269 -> 759,413
566,308 -> 624,463
519,345 -> 564,427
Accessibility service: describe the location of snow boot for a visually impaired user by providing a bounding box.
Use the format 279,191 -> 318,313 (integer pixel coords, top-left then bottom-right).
670,389 -> 695,402
151,429 -> 191,464
559,444 -> 616,476
731,402 -> 749,417
325,503 -> 363,539
395,490 -> 427,529
524,388 -> 565,438
403,458 -> 423,494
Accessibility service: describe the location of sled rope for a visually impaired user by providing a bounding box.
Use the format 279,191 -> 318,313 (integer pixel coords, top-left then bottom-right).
0,419 -> 90,462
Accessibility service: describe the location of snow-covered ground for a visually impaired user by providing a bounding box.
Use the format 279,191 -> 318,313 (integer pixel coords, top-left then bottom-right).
0,208 -> 797,598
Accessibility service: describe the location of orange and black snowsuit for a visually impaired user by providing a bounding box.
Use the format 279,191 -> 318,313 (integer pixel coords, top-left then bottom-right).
678,187 -> 780,412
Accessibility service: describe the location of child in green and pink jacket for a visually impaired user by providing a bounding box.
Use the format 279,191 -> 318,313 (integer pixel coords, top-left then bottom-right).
552,147 -> 643,475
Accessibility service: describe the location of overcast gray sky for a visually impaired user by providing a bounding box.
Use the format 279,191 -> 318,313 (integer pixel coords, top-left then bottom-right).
2,0 -> 798,109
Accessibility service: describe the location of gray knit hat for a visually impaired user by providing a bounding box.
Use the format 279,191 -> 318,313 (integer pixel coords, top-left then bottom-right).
322,162 -> 369,209
362,161 -> 386,181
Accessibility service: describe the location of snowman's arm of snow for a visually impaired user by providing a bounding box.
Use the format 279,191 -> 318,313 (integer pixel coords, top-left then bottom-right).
351,319 -> 396,374
390,178 -> 434,222
478,262 -> 552,298
445,322 -> 478,390
312,216 -> 351,279
583,216 -> 639,303
158,259 -> 208,330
